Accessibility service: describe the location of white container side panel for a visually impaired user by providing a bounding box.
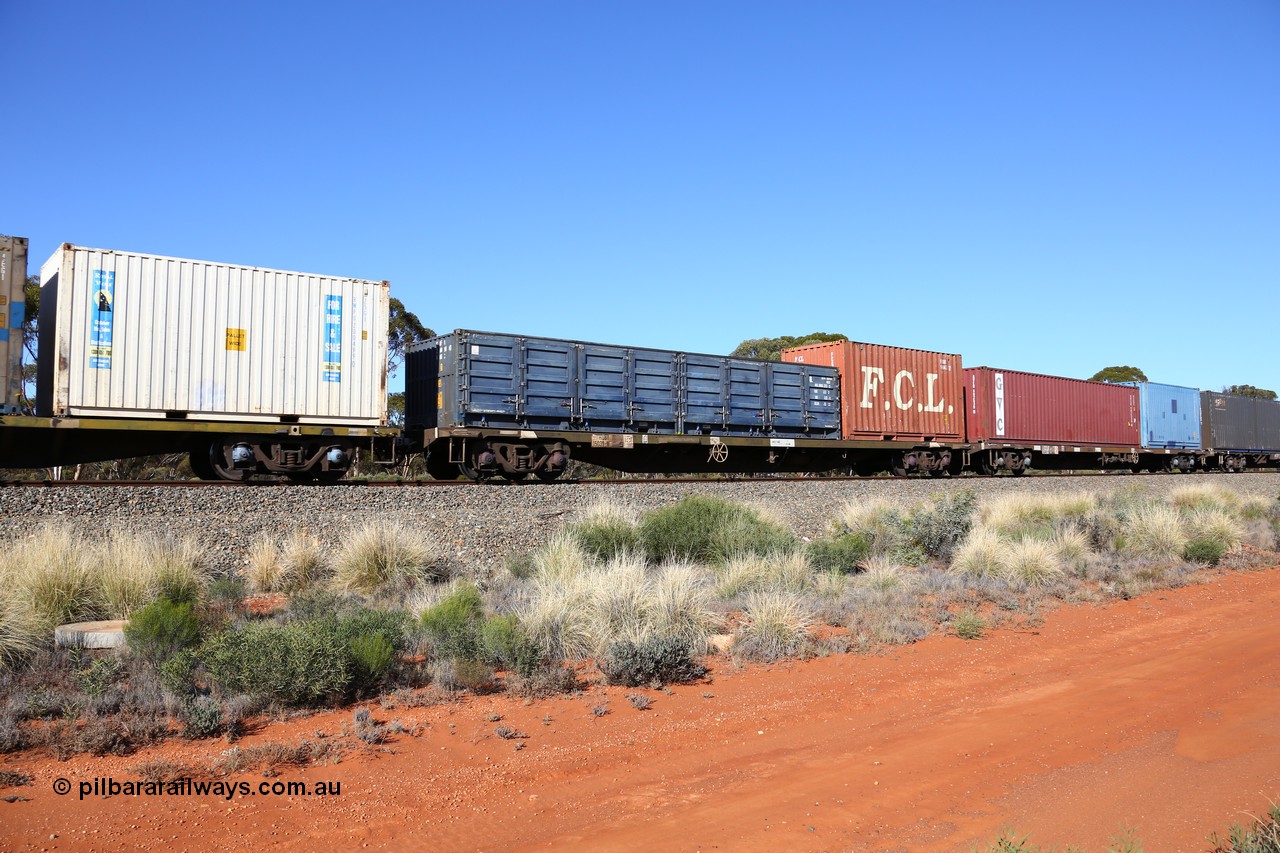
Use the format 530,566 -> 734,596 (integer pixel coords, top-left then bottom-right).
49,246 -> 388,424
1,236 -> 29,410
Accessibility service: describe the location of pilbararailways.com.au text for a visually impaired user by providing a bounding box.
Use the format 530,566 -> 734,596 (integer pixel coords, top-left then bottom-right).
58,777 -> 343,801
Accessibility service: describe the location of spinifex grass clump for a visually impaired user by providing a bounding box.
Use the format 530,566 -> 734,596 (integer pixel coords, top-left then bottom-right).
637,494 -> 796,563
566,500 -> 640,561
9,524 -> 103,631
733,591 -> 813,662
520,537 -> 717,662
813,490 -> 977,571
333,519 -> 442,594
0,589 -> 41,671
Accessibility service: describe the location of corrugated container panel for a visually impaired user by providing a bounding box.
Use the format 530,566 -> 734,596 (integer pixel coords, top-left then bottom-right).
781,339 -> 963,441
36,244 -> 389,425
1259,398 -> 1280,452
1133,382 -> 1202,449
1200,391 -> 1280,452
406,330 -> 841,439
0,235 -> 28,412
965,368 -> 1140,446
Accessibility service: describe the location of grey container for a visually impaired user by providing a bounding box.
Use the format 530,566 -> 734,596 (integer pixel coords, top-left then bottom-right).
1200,391 -> 1280,452
37,244 -> 390,425
0,234 -> 28,412
405,329 -> 841,438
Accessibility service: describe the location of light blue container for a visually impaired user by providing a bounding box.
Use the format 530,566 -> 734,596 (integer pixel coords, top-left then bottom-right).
1134,382 -> 1202,449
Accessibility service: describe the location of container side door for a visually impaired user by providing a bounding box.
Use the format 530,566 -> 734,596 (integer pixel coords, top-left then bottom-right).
726,359 -> 766,434
683,354 -> 727,432
520,336 -> 576,427
765,362 -> 806,432
457,332 -> 520,423
628,348 -> 678,433
578,344 -> 628,429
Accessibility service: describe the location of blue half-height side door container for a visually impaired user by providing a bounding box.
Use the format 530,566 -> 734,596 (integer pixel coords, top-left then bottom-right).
405,330 -> 840,439
1133,382 -> 1201,449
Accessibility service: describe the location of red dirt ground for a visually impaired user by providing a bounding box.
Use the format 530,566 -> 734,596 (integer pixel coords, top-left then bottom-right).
4,568 -> 1280,852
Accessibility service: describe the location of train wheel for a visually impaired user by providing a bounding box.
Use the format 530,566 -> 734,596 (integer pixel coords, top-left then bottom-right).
535,469 -> 563,482
500,471 -> 526,483
425,451 -> 461,481
188,449 -> 218,481
1011,467 -> 1027,477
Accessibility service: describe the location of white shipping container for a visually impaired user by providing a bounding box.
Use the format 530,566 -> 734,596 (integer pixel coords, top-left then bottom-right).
1,235 -> 29,412
38,244 -> 389,425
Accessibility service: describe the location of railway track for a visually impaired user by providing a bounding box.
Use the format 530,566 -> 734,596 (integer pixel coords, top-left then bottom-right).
0,471 -> 1254,488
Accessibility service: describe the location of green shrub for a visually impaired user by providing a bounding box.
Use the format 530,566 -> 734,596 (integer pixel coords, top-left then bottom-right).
599,636 -> 707,687
806,533 -> 872,573
330,608 -> 411,651
125,598 -> 202,665
1183,537 -> 1227,566
954,610 -> 985,640
180,695 -> 223,739
1208,802 -> 1280,852
157,648 -> 198,697
480,615 -> 543,678
421,583 -> 484,660
286,589 -> 356,622
637,495 -> 795,563
201,622 -> 350,706
348,634 -> 396,693
75,657 -> 125,699
908,489 -> 977,559
568,502 -> 640,560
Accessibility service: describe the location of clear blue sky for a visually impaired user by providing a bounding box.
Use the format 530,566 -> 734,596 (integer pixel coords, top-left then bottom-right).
6,1 -> 1278,392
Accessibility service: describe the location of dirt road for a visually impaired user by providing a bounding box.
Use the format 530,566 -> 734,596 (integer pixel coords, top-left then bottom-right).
4,568 -> 1279,851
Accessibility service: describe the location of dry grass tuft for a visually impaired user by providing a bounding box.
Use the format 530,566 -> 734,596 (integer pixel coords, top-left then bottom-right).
332,519 -> 441,594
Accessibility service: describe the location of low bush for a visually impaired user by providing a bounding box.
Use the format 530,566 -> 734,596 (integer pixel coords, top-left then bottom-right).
125,598 -> 202,666
1208,802 -> 1280,853
180,695 -> 224,739
953,610 -> 985,640
637,495 -> 795,563
1184,537 -> 1228,566
908,489 -> 977,560
201,622 -> 350,706
806,533 -> 872,574
480,615 -> 543,678
349,634 -> 396,694
568,501 -> 640,560
598,636 -> 707,687
420,583 -> 485,661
